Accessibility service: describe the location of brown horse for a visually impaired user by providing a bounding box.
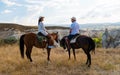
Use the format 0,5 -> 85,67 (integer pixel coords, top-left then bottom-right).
60,35 -> 95,67
19,32 -> 59,62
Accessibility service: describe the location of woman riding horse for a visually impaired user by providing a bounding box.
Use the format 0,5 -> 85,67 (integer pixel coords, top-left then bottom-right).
38,16 -> 55,48
19,16 -> 59,62
19,32 -> 58,62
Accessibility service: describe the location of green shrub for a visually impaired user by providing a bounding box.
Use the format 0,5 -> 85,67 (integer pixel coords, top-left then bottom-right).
3,36 -> 18,44
0,39 -> 4,45
92,38 -> 102,47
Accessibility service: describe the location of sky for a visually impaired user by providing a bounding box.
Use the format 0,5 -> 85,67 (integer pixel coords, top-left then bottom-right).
0,0 -> 120,26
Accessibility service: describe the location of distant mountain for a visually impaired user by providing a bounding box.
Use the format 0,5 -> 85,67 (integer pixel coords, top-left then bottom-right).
0,22 -> 120,31
79,22 -> 120,30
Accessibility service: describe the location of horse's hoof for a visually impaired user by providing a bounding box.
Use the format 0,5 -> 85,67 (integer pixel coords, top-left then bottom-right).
88,65 -> 91,67
47,61 -> 51,65
31,61 -> 35,64
30,60 -> 33,62
68,58 -> 71,61
86,62 -> 88,65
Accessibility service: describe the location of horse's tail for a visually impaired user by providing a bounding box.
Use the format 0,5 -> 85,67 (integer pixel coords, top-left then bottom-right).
19,34 -> 25,58
89,37 -> 96,54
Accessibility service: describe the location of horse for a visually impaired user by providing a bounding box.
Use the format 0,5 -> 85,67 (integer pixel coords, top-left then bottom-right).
60,35 -> 95,67
19,32 -> 59,62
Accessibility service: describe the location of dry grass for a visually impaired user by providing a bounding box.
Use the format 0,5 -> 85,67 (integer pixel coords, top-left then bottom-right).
0,45 -> 120,75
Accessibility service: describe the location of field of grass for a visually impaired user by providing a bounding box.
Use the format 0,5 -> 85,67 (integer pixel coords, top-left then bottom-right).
0,45 -> 120,75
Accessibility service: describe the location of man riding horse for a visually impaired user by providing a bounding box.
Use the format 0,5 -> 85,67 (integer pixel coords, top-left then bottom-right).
60,17 -> 95,67
66,17 -> 80,47
37,16 -> 55,48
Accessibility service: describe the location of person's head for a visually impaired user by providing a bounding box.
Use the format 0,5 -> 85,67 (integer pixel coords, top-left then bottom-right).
71,17 -> 76,22
38,16 -> 44,23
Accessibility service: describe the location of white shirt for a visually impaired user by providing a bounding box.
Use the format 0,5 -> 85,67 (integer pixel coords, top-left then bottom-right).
70,21 -> 80,35
38,22 -> 48,36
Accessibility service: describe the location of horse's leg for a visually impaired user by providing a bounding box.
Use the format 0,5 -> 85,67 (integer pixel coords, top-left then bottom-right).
86,52 -> 91,67
47,48 -> 51,61
83,48 -> 90,66
86,53 -> 89,65
68,49 -> 71,60
86,58 -> 89,65
26,46 -> 33,62
26,48 -> 29,59
72,49 -> 76,60
28,47 -> 33,62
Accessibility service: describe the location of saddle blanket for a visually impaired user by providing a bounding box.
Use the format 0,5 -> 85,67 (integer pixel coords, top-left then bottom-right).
70,35 -> 80,43
37,35 -> 47,42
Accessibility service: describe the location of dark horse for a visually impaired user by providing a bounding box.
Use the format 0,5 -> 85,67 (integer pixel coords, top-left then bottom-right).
19,32 -> 59,62
60,35 -> 95,67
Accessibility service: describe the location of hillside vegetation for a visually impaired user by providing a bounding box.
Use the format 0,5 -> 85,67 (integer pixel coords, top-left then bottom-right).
0,45 -> 120,75
0,23 -> 69,31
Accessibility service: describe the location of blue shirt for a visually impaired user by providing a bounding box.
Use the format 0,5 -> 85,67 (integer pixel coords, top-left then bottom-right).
70,21 -> 80,35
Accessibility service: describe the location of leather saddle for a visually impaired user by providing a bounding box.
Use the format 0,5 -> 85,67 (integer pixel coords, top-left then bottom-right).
70,35 -> 80,43
37,32 -> 47,43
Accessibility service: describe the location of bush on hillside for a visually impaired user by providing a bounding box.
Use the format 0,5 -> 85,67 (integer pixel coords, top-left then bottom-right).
92,38 -> 102,47
0,39 -> 4,46
3,36 -> 18,44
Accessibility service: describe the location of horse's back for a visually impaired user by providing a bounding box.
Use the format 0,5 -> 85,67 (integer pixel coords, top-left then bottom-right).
77,35 -> 95,50
25,33 -> 36,37
24,33 -> 37,44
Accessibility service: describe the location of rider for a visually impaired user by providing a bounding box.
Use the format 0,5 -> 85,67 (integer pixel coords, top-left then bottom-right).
38,16 -> 54,48
67,17 -> 80,41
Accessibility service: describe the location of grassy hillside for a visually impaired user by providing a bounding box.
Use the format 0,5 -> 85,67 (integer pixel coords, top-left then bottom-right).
0,23 -> 69,31
0,23 -> 36,31
0,45 -> 120,75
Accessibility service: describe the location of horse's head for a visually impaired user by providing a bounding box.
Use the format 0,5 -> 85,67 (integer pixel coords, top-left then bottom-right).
60,36 -> 67,49
50,32 -> 60,43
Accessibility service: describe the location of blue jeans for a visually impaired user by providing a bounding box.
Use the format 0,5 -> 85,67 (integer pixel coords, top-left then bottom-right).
68,34 -> 74,40
67,34 -> 79,40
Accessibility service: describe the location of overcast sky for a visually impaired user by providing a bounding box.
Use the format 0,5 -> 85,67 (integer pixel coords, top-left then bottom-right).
0,0 -> 120,26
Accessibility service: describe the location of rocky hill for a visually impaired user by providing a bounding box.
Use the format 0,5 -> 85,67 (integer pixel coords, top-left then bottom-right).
0,23 -> 69,39
0,23 -> 69,31
0,23 -> 109,47
0,23 -> 105,40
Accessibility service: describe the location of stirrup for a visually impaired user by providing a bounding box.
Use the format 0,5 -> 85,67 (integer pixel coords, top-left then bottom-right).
47,46 -> 55,48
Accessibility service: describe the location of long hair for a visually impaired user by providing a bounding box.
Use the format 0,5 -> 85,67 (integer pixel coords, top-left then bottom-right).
38,16 -> 44,24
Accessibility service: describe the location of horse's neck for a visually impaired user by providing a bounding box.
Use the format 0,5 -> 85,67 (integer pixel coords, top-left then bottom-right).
51,35 -> 56,40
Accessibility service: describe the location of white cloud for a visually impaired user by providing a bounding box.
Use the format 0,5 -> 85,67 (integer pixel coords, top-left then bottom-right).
1,0 -> 120,25
25,5 -> 43,12
1,0 -> 21,6
21,0 -> 120,24
1,0 -> 15,6
2,9 -> 12,14
25,0 -> 44,4
17,0 -> 88,24
78,0 -> 120,23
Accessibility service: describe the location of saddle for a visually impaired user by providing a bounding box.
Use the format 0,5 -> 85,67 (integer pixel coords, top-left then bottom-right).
70,35 -> 80,43
37,32 -> 47,43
